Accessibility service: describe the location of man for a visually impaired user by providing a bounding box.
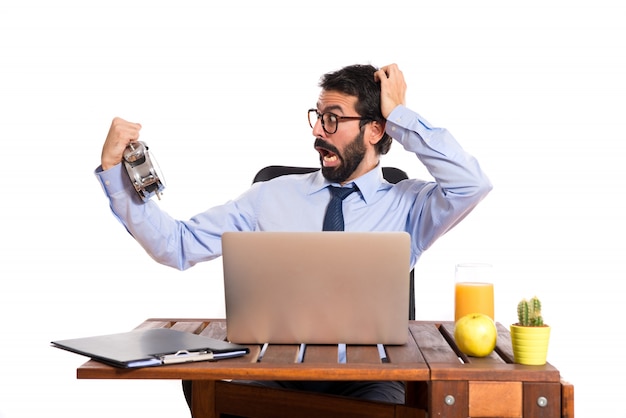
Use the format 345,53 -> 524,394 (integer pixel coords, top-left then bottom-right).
96,63 -> 492,408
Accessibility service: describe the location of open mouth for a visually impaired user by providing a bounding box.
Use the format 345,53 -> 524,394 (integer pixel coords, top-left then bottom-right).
315,138 -> 341,167
316,147 -> 339,166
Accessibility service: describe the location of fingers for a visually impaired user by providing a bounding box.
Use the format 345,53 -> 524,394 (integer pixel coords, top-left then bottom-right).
110,117 -> 142,144
374,63 -> 400,82
375,64 -> 407,119
101,117 -> 142,170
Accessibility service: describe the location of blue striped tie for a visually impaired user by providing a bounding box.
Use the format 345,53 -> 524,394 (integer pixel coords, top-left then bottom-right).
323,186 -> 356,231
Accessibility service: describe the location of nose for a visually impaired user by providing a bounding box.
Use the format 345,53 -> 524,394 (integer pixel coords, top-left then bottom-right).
311,116 -> 326,137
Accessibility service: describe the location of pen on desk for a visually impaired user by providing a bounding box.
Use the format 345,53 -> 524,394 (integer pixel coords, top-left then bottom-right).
377,344 -> 389,363
257,343 -> 269,363
161,350 -> 215,364
296,344 -> 306,363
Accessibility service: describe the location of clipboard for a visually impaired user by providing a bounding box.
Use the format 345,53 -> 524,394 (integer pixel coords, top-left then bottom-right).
51,328 -> 250,368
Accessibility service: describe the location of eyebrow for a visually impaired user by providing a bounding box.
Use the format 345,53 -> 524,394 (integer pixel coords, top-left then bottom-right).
316,103 -> 346,114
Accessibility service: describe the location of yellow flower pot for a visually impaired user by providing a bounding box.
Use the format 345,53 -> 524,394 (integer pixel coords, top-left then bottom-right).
510,324 -> 551,365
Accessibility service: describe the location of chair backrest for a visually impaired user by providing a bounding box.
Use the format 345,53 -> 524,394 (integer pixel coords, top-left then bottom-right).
253,165 -> 410,185
252,165 -> 416,320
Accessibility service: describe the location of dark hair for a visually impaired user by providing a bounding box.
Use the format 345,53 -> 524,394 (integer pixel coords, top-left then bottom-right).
319,64 -> 392,155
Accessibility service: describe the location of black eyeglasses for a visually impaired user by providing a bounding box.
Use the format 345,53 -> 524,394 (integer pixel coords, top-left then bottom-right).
307,109 -> 369,135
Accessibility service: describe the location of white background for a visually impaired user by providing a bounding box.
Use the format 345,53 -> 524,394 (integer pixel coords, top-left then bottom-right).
1,1 -> 624,417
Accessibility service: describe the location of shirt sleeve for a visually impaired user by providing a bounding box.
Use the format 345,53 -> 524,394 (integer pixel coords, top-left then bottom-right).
94,163 -> 258,270
385,105 -> 493,253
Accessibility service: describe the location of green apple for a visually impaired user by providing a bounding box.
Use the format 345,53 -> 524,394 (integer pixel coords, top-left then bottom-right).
454,313 -> 497,357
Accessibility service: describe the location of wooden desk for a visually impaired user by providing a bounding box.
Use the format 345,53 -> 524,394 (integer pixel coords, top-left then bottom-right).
77,319 -> 574,418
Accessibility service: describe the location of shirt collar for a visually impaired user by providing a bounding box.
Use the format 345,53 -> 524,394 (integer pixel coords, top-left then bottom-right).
308,164 -> 388,204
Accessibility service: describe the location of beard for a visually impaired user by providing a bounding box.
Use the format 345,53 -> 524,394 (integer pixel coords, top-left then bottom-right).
316,129 -> 366,183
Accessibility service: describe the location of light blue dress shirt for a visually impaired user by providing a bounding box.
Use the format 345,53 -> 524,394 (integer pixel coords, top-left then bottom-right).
95,105 -> 492,270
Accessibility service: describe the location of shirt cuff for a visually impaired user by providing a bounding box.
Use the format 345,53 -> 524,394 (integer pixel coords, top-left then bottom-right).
387,104 -> 434,134
95,163 -> 134,197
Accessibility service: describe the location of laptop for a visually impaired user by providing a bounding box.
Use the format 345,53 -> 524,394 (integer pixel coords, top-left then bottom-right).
221,231 -> 411,345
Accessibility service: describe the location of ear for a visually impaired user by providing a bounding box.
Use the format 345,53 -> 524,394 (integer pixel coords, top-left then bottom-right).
367,120 -> 386,145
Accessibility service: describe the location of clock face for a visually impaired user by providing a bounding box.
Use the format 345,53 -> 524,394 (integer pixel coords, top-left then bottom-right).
149,150 -> 166,189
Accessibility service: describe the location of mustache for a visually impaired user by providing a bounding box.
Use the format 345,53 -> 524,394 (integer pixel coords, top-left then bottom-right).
314,137 -> 340,155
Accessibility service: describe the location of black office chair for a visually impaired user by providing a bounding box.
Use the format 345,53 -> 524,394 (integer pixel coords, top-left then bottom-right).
252,165 -> 415,320
254,165 -> 410,186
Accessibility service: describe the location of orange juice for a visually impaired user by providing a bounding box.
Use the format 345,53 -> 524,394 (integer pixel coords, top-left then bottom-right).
454,282 -> 494,322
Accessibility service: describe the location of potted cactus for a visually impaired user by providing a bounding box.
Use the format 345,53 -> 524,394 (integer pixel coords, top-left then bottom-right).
510,296 -> 551,365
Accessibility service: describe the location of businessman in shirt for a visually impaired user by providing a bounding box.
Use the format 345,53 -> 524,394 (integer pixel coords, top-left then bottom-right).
96,63 -> 492,409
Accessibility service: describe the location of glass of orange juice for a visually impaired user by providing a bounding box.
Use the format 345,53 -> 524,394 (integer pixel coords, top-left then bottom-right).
454,263 -> 494,322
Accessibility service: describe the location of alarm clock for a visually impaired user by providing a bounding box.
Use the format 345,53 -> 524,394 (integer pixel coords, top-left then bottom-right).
122,141 -> 165,202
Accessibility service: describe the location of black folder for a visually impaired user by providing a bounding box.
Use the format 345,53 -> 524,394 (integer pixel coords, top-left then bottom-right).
51,328 -> 250,368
